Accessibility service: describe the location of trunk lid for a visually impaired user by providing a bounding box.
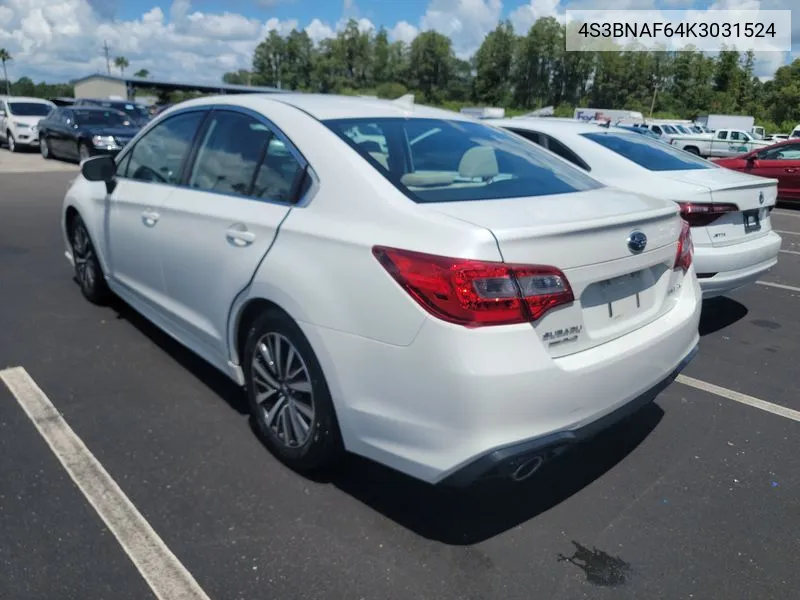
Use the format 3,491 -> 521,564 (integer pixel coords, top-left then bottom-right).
428,187 -> 686,357
657,169 -> 777,247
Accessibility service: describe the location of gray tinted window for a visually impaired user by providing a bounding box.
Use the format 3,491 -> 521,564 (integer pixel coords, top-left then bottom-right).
325,118 -> 603,203
127,111 -> 205,184
583,131 -> 715,172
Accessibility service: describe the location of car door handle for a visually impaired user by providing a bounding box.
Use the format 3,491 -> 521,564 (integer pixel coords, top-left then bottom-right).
226,227 -> 256,246
141,210 -> 160,227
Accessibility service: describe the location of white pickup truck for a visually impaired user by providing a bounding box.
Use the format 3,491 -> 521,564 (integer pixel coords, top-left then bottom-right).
669,128 -> 772,158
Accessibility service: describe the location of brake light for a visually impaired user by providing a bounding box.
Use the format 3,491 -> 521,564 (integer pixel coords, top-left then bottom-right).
372,246 -> 574,327
677,201 -> 738,227
674,219 -> 693,273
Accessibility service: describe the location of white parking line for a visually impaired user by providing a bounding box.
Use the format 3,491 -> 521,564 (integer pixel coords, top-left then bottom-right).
756,280 -> 800,293
0,366 -> 211,600
780,249 -> 800,256
775,230 -> 800,236
677,374 -> 800,423
773,209 -> 800,218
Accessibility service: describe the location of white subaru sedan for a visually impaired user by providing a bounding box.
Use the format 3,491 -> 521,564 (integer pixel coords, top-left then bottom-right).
62,94 -> 701,486
491,118 -> 782,298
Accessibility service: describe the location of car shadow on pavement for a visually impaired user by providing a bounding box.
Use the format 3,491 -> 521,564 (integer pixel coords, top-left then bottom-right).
699,297 -> 748,336
108,296 -> 250,416
305,402 -> 664,545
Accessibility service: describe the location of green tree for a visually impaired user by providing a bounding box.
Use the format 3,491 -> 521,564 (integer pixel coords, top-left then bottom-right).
222,69 -> 252,85
284,30 -> 314,91
473,20 -> 516,105
408,31 -> 455,103
253,31 -> 287,88
113,56 -> 129,76
372,27 -> 391,85
0,48 -> 12,95
133,69 -> 150,78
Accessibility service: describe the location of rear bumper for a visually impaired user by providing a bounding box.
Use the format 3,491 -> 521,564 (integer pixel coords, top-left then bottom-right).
694,231 -> 782,297
300,269 -> 702,485
441,343 -> 699,487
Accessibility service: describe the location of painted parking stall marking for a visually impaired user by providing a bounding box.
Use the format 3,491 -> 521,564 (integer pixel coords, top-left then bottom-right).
0,366 -> 212,600
677,374 -> 800,423
756,280 -> 800,293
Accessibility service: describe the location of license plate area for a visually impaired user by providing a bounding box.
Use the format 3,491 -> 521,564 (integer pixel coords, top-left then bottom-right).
598,271 -> 646,320
743,209 -> 761,233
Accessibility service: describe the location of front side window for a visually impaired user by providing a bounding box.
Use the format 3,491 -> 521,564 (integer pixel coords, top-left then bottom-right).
324,118 -> 603,203
717,131 -> 728,140
582,131 -> 715,172
126,111 -> 206,184
8,102 -> 52,117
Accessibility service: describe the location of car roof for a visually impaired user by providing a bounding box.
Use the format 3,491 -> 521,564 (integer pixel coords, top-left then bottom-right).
176,93 -> 478,122
487,117 -> 610,135
68,105 -> 127,114
2,96 -> 53,103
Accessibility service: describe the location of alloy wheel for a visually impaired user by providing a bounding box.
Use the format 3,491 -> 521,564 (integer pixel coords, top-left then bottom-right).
250,332 -> 316,448
79,144 -> 90,162
7,134 -> 15,152
40,138 -> 49,158
71,221 -> 96,293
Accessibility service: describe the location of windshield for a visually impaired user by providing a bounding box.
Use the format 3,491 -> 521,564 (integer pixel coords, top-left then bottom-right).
675,125 -> 692,134
8,102 -> 52,117
583,131 -> 715,171
323,118 -> 604,203
662,125 -> 679,134
73,110 -> 130,127
89,101 -> 149,120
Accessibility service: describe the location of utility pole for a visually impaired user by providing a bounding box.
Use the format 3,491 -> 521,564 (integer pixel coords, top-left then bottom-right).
103,40 -> 111,75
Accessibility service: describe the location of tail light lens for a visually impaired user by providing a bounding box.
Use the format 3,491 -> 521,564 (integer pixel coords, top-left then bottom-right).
678,201 -> 738,227
372,246 -> 574,327
674,219 -> 693,273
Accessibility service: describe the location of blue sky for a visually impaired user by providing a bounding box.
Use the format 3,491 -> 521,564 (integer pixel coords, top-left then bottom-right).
0,0 -> 797,85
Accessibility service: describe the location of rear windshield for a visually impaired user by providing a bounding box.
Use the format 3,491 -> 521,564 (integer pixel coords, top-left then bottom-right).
8,102 -> 52,117
582,131 -> 715,171
323,118 -> 603,203
74,110 -> 130,127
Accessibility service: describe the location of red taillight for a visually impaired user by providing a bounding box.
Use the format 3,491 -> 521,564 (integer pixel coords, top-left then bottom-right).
372,246 -> 574,327
674,219 -> 693,273
678,201 -> 738,227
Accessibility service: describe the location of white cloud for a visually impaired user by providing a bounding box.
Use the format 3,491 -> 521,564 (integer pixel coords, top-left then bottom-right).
390,21 -> 420,44
509,0 -> 564,34
305,18 -> 336,43
419,0 -> 502,58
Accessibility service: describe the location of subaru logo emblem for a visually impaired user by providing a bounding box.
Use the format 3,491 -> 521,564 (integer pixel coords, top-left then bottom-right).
627,231 -> 647,254
759,191 -> 764,205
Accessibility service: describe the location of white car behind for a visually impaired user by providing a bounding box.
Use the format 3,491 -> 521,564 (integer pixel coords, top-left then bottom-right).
0,96 -> 54,152
61,94 -> 701,486
491,118 -> 782,298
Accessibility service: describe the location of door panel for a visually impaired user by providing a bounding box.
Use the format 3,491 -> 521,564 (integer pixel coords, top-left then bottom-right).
156,110 -> 300,361
748,143 -> 800,200
107,109 -> 208,313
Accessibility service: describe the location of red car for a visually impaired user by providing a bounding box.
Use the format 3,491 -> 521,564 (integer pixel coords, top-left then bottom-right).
714,138 -> 800,202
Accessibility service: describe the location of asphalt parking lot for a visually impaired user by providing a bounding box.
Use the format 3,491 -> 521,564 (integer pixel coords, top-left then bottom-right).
2,149 -> 799,600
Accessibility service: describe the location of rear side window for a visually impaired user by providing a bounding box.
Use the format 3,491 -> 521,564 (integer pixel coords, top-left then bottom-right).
582,131 -> 715,172
323,117 -> 603,203
189,111 -> 271,197
505,128 -> 591,172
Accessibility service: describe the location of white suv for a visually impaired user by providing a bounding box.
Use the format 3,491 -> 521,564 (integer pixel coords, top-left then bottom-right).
0,96 -> 55,152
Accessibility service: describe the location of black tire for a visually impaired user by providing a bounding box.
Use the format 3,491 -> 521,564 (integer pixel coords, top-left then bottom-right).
242,309 -> 344,472
40,137 -> 52,159
7,131 -> 18,153
684,146 -> 700,156
68,213 -> 111,305
78,141 -> 91,162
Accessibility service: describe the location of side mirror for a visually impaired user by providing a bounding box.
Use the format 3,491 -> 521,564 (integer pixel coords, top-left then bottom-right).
81,155 -> 118,194
746,155 -> 759,167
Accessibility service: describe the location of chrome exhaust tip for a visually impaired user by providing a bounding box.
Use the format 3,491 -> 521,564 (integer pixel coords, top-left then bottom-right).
510,455 -> 544,482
